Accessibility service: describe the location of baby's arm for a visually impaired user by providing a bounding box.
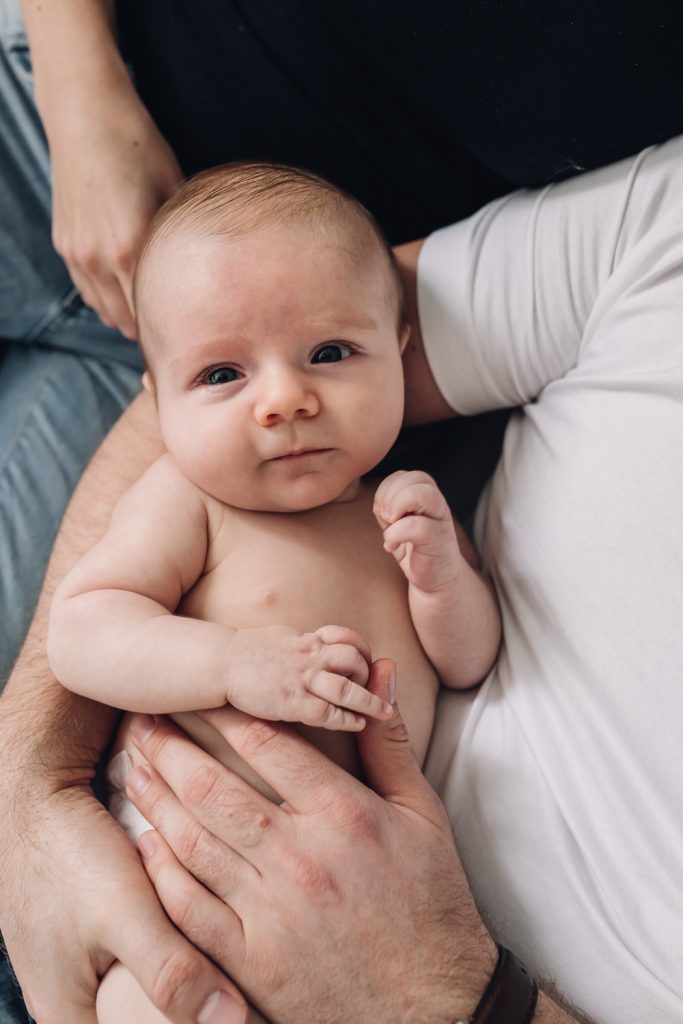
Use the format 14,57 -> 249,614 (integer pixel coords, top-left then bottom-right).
374,471 -> 501,688
48,455 -> 389,730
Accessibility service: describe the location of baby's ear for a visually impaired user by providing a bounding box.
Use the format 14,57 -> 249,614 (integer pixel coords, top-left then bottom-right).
398,322 -> 411,354
141,371 -> 155,396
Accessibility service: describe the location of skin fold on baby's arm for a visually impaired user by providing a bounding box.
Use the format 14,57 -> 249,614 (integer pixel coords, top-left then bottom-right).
47,453 -> 391,732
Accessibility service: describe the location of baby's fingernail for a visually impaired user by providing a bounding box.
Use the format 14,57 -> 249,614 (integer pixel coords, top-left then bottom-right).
127,766 -> 151,796
198,990 -> 247,1024
387,667 -> 397,704
130,714 -> 157,744
382,701 -> 394,717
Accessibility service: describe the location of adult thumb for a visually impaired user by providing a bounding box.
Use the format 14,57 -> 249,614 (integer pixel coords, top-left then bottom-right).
358,659 -> 439,817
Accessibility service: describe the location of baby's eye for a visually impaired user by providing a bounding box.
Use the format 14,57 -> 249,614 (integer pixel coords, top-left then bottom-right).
203,366 -> 241,386
311,343 -> 354,364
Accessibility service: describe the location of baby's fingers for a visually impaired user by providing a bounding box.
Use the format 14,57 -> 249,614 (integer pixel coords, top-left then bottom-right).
383,514 -> 443,556
315,625 -> 372,667
375,472 -> 447,525
308,672 -> 393,723
321,642 -> 370,686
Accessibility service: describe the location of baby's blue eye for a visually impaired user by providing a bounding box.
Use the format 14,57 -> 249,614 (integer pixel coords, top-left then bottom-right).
312,343 -> 353,364
205,366 -> 240,386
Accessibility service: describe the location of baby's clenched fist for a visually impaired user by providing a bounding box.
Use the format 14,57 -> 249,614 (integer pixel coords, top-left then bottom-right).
224,624 -> 392,731
374,470 -> 465,593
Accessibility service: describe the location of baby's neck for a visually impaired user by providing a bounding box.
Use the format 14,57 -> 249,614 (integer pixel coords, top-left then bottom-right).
331,477 -> 362,504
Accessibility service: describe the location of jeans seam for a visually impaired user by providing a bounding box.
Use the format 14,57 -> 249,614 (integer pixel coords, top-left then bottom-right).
25,288 -> 83,345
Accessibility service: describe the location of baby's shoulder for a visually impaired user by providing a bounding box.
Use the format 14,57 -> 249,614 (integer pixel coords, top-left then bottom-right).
116,453 -> 209,521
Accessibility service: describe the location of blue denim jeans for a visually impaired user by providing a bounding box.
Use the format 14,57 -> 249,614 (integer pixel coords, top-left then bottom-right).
0,956 -> 30,1024
0,0 -> 143,689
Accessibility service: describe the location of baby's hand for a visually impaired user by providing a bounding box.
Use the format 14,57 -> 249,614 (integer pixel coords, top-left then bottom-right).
225,624 -> 391,731
374,470 -> 464,593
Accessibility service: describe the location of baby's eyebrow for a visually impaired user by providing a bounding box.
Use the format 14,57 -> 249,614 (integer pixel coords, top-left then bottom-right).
169,337 -> 244,369
312,313 -> 378,332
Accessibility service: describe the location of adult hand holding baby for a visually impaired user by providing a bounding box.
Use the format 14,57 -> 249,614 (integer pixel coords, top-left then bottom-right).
123,660 -> 497,1024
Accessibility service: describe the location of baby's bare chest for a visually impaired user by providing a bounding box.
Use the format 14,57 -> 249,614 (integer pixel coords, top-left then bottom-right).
178,487 -> 438,760
182,493 -> 398,634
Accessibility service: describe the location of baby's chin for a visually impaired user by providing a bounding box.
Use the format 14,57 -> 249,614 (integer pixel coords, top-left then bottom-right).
211,475 -> 363,513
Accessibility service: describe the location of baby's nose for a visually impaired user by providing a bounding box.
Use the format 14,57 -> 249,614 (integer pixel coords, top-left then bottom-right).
254,371 -> 319,426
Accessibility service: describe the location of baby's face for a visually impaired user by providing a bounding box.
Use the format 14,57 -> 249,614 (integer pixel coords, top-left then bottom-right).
141,225 -> 408,512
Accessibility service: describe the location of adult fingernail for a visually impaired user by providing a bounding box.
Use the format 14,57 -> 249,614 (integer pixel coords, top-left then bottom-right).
137,829 -> 156,858
130,714 -> 157,744
197,990 -> 247,1024
127,766 -> 151,796
105,750 -> 132,788
387,666 -> 396,704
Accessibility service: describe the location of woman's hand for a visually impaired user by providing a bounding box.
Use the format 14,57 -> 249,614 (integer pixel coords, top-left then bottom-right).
21,0 -> 183,340
125,660 -> 497,1024
47,90 -> 182,339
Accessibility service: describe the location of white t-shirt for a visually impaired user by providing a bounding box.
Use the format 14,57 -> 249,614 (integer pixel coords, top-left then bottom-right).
421,134 -> 683,1024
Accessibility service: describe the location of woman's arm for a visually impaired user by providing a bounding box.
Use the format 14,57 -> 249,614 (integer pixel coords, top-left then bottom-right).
0,393 -> 245,1023
20,0 -> 182,337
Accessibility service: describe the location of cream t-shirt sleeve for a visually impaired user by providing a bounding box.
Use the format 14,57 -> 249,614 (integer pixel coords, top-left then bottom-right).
417,142 -> 683,415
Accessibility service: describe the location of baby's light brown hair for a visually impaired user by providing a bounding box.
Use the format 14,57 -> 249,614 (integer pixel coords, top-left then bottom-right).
134,161 -> 405,361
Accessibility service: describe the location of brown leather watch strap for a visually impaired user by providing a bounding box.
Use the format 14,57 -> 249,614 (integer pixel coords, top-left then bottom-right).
455,945 -> 538,1024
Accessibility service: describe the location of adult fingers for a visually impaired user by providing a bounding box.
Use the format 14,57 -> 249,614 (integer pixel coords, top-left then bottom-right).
135,827 -> 246,975
197,706 -> 363,817
97,267 -> 137,339
308,670 -> 392,720
128,714 -> 288,864
68,265 -> 108,325
108,861 -> 248,1024
357,660 -> 446,825
69,262 -> 136,339
125,764 -> 259,902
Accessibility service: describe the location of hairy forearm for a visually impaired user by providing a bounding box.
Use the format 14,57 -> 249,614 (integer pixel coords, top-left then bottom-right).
0,394 -> 163,802
410,566 -> 501,689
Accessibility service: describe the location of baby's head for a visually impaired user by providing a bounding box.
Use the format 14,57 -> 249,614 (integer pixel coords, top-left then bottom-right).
134,161 -> 410,512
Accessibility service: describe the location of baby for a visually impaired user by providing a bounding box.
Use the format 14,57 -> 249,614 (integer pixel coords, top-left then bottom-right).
47,162 -> 501,1024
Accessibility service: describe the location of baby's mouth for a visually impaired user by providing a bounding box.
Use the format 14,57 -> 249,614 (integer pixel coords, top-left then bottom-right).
270,447 -> 332,461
